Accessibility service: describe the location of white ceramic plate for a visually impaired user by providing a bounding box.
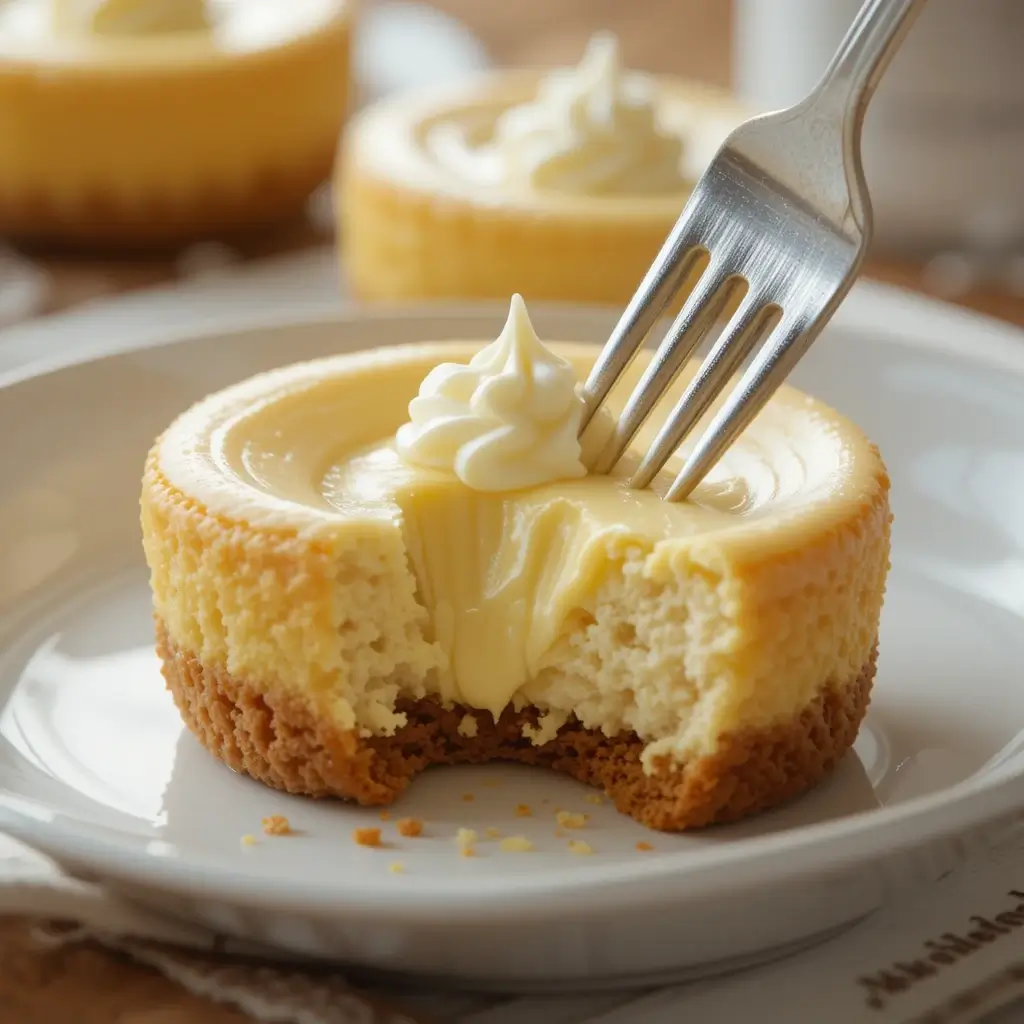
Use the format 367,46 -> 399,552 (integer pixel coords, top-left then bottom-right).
1,295 -> 1024,991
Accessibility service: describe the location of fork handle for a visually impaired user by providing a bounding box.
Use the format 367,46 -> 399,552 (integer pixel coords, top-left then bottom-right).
811,0 -> 928,124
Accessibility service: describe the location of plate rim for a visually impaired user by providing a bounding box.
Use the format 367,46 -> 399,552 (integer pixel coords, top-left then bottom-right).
2,286 -> 1024,921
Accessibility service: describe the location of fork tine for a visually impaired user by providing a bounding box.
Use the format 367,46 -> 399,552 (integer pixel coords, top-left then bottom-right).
578,212 -> 708,434
664,312 -> 824,503
588,268 -> 742,475
630,295 -> 780,491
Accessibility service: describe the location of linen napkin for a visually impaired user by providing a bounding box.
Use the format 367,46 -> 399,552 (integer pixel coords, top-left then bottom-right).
5,825 -> 1024,1023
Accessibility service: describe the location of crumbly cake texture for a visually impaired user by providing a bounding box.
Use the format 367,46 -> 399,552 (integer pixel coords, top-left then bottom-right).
0,14 -> 349,247
142,443 -> 891,775
158,620 -> 876,831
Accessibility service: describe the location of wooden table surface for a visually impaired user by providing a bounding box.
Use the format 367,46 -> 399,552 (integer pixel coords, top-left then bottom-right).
3,2 -> 1023,1022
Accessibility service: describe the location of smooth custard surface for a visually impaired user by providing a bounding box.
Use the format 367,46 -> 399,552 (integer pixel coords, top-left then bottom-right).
143,342 -> 890,766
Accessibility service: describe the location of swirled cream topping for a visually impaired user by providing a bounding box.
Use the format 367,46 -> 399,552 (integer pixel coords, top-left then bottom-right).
51,0 -> 210,36
489,33 -> 686,195
396,295 -> 588,492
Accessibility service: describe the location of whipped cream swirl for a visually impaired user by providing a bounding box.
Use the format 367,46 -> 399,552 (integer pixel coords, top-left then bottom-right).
52,0 -> 210,36
490,33 -> 685,195
396,295 -> 588,492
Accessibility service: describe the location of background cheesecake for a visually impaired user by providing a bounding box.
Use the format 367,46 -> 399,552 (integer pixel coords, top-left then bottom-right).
0,0 -> 351,247
339,34 -> 743,307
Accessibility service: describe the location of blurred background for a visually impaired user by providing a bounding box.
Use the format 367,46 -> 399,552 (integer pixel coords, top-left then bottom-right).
2,0 -> 1022,326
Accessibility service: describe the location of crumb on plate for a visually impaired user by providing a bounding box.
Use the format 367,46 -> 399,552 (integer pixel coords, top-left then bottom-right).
462,793 -> 475,803
485,827 -> 502,839
500,836 -> 534,853
396,817 -> 423,838
455,827 -> 478,857
389,861 -> 404,874
555,811 -> 589,830
379,810 -> 391,821
261,814 -> 291,836
636,841 -> 654,852
240,834 -> 257,847
568,839 -> 594,856
585,794 -> 606,806
515,803 -> 532,817
353,827 -> 383,848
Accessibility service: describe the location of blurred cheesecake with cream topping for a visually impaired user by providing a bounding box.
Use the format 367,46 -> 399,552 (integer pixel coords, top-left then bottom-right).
339,33 -> 744,305
0,0 -> 351,246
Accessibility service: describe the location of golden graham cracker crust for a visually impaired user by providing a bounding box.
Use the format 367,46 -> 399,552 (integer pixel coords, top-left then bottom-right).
157,619 -> 876,832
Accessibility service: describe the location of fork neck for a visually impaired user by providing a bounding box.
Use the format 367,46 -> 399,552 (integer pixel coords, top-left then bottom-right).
809,0 -> 927,131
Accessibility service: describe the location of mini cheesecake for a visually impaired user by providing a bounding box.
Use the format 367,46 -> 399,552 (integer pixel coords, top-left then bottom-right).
141,307 -> 891,831
339,34 -> 743,307
0,0 -> 350,247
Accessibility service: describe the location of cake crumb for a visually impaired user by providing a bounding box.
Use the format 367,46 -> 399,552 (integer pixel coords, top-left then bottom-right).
585,794 -> 606,806
521,709 -> 568,746
555,811 -> 589,830
240,834 -> 256,848
500,836 -> 534,853
554,829 -> 565,839
261,815 -> 291,836
462,793 -> 475,803
455,828 -> 478,853
568,839 -> 594,856
485,827 -> 502,839
636,841 -> 654,852
457,714 -> 479,738
388,861 -> 405,874
379,810 -> 391,821
396,817 -> 423,838
482,779 -> 500,788
456,827 -> 478,858
353,827 -> 383,848
515,803 -> 532,817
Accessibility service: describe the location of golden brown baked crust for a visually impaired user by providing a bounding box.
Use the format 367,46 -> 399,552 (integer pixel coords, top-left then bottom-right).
158,619 -> 876,831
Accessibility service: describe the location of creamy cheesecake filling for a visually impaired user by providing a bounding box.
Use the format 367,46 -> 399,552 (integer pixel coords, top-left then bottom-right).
149,332 -> 888,767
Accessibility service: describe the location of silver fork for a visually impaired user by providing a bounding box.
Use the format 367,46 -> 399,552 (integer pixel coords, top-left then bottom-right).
579,0 -> 926,502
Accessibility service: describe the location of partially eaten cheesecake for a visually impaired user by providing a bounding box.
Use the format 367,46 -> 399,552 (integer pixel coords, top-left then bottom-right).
141,298 -> 891,830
